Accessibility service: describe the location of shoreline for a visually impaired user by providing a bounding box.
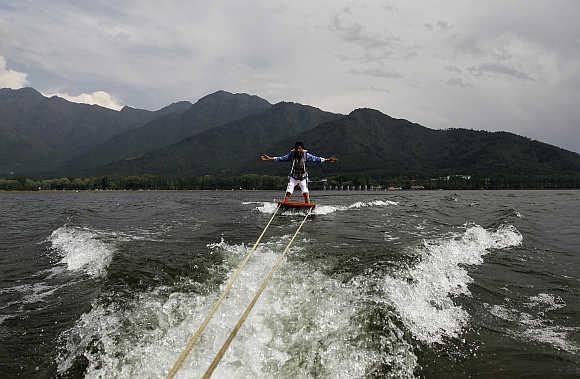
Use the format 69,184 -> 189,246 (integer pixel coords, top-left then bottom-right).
1,188 -> 579,193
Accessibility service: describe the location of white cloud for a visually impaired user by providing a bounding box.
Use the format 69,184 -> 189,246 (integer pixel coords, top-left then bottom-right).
0,56 -> 122,110
0,56 -> 28,88
43,90 -> 123,110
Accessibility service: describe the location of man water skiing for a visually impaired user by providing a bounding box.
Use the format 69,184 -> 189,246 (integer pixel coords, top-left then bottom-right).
260,142 -> 337,204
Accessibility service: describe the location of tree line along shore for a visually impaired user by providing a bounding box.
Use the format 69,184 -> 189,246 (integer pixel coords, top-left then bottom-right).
1,173 -> 579,191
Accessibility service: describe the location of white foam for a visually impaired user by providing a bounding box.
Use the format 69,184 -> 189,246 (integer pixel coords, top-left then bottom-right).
524,293 -> 565,312
380,225 -> 523,345
87,225 -> 170,242
312,204 -> 341,215
252,199 -> 398,215
0,282 -> 61,306
107,230 -> 164,242
57,238 -> 417,378
256,202 -> 279,214
488,304 -> 578,353
522,326 -> 578,353
348,200 -> 399,208
0,314 -> 11,325
0,281 -> 71,326
49,226 -> 115,278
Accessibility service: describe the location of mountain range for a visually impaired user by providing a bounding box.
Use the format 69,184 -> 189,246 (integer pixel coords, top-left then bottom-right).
66,90 -> 271,175
1,87 -> 579,181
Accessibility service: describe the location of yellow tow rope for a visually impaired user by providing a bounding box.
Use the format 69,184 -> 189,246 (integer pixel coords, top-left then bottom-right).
166,204 -> 280,379
202,208 -> 312,378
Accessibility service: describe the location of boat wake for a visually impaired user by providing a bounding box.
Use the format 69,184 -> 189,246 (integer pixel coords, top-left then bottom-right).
486,293 -> 578,354
245,199 -> 399,215
377,224 -> 523,345
56,236 -> 417,378
49,226 -> 116,278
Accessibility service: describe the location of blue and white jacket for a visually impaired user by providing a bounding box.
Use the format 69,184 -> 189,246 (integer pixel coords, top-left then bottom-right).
274,150 -> 326,180
274,151 -> 326,163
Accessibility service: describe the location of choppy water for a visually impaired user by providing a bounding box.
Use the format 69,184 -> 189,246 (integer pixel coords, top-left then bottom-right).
0,190 -> 578,378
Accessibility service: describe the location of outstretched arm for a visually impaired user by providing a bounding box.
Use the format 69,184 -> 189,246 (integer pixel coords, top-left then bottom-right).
306,152 -> 338,163
260,152 -> 291,161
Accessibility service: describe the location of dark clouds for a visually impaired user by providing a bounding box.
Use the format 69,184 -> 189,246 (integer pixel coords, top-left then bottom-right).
0,0 -> 578,152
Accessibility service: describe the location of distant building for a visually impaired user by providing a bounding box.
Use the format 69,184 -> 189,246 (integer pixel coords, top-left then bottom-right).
431,174 -> 472,182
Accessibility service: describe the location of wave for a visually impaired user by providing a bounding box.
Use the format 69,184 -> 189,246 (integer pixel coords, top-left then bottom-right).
0,282 -> 61,306
0,282 -> 63,324
249,199 -> 399,215
57,237 -> 417,378
379,224 -> 523,345
2,225 -> 123,325
49,226 -> 116,278
1,226 -> 162,324
486,298 -> 578,354
524,293 -> 565,313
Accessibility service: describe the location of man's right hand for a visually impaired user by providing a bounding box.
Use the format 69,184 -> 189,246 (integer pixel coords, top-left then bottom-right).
260,154 -> 273,161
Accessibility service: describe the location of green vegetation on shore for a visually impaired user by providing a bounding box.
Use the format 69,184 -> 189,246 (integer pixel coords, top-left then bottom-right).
2,173 -> 579,191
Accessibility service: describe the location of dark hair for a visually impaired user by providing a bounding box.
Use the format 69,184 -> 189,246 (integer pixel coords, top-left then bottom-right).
294,141 -> 304,149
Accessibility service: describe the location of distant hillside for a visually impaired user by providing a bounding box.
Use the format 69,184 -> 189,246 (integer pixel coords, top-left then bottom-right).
2,87 -> 579,184
0,88 -> 185,176
258,108 -> 580,178
99,102 -> 341,176
101,107 -> 580,180
66,90 -> 271,174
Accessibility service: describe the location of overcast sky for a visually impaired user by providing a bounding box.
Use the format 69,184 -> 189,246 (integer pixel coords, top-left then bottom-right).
1,0 -> 579,152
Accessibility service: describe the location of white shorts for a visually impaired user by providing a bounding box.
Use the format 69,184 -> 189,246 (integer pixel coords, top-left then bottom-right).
286,177 -> 309,194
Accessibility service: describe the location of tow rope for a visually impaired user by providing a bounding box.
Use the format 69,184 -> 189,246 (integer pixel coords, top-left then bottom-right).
202,208 -> 312,378
166,204 -> 280,379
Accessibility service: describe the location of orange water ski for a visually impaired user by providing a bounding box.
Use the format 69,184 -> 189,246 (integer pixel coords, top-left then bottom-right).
277,201 -> 316,210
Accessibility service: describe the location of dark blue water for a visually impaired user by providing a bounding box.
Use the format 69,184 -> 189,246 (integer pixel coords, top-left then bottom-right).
0,190 -> 578,378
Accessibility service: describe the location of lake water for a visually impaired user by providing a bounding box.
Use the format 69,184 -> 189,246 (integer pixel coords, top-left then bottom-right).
0,190 -> 578,378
